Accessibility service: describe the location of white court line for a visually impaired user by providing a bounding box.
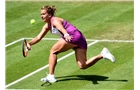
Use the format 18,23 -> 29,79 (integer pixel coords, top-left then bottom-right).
5,38 -> 24,48
5,40 -> 99,88
5,38 -> 134,48
5,38 -> 134,87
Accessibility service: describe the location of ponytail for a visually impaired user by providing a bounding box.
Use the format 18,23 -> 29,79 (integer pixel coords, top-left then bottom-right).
41,5 -> 56,16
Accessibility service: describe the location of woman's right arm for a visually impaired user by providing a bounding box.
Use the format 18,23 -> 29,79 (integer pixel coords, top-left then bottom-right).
27,24 -> 49,49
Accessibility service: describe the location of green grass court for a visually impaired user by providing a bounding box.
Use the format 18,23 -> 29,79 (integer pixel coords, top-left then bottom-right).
6,0 -> 134,89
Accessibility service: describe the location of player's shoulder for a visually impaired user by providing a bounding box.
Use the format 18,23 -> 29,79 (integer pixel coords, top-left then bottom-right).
51,16 -> 64,23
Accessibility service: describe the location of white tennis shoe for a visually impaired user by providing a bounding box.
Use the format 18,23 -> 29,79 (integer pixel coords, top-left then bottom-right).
101,47 -> 116,63
41,74 -> 57,83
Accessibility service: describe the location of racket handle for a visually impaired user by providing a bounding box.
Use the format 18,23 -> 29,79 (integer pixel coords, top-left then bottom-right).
26,48 -> 28,52
25,51 -> 28,57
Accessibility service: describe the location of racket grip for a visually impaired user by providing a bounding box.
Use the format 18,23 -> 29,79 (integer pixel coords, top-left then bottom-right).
25,51 -> 28,57
26,47 -> 28,52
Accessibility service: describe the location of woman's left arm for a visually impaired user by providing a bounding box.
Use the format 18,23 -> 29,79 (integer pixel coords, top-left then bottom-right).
52,18 -> 72,42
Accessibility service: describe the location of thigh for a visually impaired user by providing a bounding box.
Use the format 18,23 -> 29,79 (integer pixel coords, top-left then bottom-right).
75,48 -> 87,65
51,38 -> 77,54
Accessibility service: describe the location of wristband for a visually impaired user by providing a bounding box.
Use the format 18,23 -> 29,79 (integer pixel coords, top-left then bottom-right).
64,34 -> 69,38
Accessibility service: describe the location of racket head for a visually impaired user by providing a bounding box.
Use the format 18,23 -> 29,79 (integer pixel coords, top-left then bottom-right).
22,39 -> 28,57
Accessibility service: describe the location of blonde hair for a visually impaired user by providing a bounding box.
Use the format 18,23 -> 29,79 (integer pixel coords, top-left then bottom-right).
41,5 -> 56,16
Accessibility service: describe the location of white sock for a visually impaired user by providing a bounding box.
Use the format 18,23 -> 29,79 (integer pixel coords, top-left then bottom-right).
48,74 -> 55,77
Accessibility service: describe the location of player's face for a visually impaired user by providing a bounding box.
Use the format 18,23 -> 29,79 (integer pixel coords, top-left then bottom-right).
40,9 -> 51,22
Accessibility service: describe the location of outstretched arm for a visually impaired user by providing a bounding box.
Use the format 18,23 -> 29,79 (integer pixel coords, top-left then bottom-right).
27,24 -> 49,49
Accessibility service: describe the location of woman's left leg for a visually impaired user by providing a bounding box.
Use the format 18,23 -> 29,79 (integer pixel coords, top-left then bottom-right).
74,48 -> 103,69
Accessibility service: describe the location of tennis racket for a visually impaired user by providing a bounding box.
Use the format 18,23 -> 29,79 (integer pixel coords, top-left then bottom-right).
22,39 -> 29,57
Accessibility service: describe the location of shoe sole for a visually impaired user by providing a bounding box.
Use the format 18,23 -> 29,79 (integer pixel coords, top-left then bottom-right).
41,78 -> 57,83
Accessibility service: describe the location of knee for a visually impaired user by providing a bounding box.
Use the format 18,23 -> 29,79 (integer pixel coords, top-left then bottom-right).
78,64 -> 87,70
50,47 -> 59,55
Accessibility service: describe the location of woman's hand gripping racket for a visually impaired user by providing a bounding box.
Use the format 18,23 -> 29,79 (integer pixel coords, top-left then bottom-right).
22,39 -> 30,57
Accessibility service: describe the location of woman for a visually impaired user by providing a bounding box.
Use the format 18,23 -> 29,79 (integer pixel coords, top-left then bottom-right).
27,5 -> 115,83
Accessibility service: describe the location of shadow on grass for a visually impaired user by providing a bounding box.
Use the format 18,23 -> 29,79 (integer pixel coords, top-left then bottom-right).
56,75 -> 128,84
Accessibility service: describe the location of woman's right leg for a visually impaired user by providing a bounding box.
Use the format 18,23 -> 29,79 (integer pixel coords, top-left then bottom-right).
48,39 -> 77,75
41,38 -> 77,83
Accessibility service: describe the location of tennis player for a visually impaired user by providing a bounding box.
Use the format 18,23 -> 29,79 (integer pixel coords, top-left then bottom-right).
27,5 -> 115,83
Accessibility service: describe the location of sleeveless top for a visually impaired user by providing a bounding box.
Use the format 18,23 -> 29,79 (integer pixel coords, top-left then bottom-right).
49,17 -> 77,37
49,17 -> 63,37
48,16 -> 87,50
